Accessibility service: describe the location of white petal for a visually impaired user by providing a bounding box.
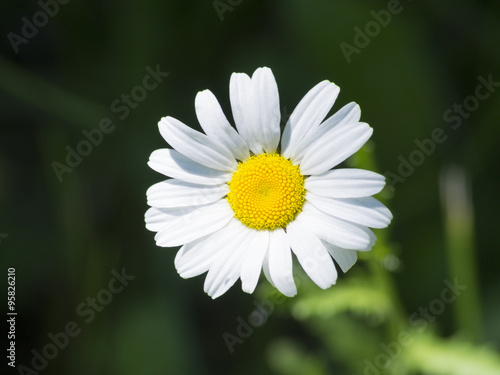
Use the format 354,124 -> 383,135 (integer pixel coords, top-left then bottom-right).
299,122 -> 373,175
323,242 -> 358,273
230,72 -> 263,155
148,149 -> 232,185
281,81 -> 340,159
290,102 -> 361,164
262,251 -> 275,287
287,219 -> 338,289
252,67 -> 281,153
305,168 -> 386,198
299,203 -> 374,250
159,117 -> 237,171
145,205 -> 199,232
203,221 -> 254,298
154,200 -> 234,247
195,89 -> 250,161
175,220 -> 241,278
147,180 -> 229,208
268,229 -> 297,297
240,230 -> 270,294
174,235 -> 219,278
330,102 -> 361,126
230,67 -> 281,154
306,193 -> 392,229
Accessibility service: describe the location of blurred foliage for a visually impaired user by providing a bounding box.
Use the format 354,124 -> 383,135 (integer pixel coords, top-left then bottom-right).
1,0 -> 500,374
404,334 -> 500,375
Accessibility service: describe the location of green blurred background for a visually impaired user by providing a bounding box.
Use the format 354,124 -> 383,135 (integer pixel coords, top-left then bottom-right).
1,0 -> 500,374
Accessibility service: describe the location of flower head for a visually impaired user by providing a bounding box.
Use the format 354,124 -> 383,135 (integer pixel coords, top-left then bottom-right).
145,67 -> 392,298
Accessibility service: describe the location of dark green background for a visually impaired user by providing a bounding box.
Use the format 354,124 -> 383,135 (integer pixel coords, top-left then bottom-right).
1,0 -> 499,374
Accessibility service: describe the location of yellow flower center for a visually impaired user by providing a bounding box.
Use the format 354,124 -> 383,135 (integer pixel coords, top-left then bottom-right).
227,154 -> 305,230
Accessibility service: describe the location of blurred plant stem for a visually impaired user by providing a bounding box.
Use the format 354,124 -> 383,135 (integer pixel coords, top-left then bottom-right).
0,55 -> 107,128
366,237 -> 408,350
440,165 -> 482,341
357,145 -> 408,339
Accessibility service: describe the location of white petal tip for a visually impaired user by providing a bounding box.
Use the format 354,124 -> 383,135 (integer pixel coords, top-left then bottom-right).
280,288 -> 297,298
241,285 -> 256,295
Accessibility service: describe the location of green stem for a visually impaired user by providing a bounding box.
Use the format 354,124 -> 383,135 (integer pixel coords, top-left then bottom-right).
368,241 -> 407,340
440,165 -> 482,341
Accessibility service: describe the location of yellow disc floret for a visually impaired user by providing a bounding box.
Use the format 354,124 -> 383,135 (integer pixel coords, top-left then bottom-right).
227,154 -> 305,230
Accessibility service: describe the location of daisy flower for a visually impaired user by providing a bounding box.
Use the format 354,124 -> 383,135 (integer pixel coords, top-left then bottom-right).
145,67 -> 392,299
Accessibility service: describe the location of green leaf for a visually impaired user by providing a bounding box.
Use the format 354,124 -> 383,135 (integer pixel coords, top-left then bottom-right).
404,333 -> 500,375
291,277 -> 392,321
